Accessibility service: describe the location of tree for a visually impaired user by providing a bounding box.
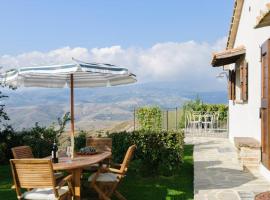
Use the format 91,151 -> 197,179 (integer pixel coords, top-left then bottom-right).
0,91 -> 9,127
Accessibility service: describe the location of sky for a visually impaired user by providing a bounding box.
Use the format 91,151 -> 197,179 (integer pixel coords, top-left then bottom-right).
0,0 -> 234,91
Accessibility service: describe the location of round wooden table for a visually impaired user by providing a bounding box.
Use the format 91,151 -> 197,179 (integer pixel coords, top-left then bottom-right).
53,151 -> 111,200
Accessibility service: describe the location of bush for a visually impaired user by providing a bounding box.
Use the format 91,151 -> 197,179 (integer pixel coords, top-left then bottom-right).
109,130 -> 184,176
75,130 -> 87,151
19,123 -> 60,158
136,106 -> 162,131
0,125 -> 23,163
0,114 -> 70,164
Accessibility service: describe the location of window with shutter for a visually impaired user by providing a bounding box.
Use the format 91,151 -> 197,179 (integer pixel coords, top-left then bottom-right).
229,59 -> 248,103
241,61 -> 248,101
239,60 -> 248,101
228,70 -> 236,100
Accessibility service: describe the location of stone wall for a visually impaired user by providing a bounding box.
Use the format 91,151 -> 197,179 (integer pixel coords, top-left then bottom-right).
234,137 -> 261,173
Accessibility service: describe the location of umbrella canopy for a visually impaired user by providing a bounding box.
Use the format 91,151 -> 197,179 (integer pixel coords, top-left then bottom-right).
0,60 -> 137,157
0,61 -> 136,88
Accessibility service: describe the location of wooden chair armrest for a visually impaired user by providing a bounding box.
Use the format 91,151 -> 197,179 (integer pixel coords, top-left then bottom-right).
57,174 -> 74,196
108,167 -> 122,174
97,162 -> 122,174
99,164 -> 122,174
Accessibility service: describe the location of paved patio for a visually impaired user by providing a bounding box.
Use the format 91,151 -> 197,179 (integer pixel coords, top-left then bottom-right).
185,137 -> 270,200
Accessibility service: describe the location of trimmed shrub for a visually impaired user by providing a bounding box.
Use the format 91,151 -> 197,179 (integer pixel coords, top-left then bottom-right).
109,130 -> 184,176
136,106 -> 162,131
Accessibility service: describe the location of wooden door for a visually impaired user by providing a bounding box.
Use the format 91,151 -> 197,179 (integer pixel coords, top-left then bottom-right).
261,39 -> 270,169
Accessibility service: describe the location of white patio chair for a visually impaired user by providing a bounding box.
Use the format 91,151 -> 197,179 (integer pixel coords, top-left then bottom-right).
190,112 -> 202,131
201,113 -> 214,131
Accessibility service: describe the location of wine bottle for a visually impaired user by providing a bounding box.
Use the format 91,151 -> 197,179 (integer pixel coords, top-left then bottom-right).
51,140 -> 59,163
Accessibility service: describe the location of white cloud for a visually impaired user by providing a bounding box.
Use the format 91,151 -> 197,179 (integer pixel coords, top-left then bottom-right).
0,38 -> 227,91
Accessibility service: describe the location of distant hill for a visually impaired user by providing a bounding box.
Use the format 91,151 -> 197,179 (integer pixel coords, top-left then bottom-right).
2,82 -> 227,131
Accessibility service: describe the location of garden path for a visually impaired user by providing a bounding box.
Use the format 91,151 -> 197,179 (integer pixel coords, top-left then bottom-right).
185,137 -> 270,200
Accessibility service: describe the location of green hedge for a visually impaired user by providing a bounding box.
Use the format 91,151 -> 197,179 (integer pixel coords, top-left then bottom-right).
0,123 -> 64,163
109,130 -> 184,176
136,106 -> 162,131
0,126 -> 23,163
0,113 -> 70,164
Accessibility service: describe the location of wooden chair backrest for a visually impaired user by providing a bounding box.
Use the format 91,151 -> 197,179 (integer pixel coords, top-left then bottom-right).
11,146 -> 34,159
10,159 -> 56,191
86,137 -> 112,152
119,145 -> 136,174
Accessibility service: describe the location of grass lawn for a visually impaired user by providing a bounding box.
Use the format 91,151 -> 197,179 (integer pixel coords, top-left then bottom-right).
0,162 -> 16,200
118,145 -> 194,200
0,145 -> 193,200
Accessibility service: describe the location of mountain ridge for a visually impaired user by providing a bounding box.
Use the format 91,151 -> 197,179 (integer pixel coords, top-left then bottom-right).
2,82 -> 227,131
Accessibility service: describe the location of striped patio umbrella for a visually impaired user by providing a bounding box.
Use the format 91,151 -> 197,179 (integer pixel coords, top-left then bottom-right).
0,59 -> 137,157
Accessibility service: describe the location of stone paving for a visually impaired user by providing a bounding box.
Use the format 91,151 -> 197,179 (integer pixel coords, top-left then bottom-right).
185,137 -> 270,200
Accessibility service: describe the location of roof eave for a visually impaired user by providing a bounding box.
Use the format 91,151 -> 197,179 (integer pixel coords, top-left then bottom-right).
255,3 -> 270,29
211,46 -> 246,67
226,0 -> 245,50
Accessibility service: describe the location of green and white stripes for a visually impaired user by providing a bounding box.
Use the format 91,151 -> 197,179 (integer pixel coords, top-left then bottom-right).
0,62 -> 136,88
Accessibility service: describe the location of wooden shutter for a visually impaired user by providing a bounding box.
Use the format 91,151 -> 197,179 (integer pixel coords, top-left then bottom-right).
228,70 -> 236,100
228,70 -> 232,100
240,60 -> 248,101
261,38 -> 270,169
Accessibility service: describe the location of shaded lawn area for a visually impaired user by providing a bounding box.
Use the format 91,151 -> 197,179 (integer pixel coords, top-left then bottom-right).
0,145 -> 193,200
0,163 -> 16,200
117,145 -> 194,200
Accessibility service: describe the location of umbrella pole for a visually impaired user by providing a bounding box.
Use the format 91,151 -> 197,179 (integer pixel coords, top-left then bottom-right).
70,74 -> 75,158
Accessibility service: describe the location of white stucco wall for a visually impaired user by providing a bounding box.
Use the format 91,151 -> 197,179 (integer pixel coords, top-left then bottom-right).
229,0 -> 270,143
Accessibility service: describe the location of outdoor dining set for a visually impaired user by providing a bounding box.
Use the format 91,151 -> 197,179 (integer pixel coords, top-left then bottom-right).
185,111 -> 221,132
10,137 -> 136,200
0,60 -> 138,200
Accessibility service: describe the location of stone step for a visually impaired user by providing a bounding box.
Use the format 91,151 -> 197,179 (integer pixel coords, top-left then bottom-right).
240,157 -> 260,164
243,164 -> 260,173
235,142 -> 261,174
239,152 -> 261,157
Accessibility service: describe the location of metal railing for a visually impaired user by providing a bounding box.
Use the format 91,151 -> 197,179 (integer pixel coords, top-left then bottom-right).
184,111 -> 228,137
133,108 -> 228,137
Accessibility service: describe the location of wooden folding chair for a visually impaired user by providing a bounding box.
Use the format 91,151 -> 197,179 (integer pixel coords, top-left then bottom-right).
12,146 -> 34,159
86,138 -> 112,152
10,159 -> 74,200
83,138 -> 112,172
11,145 -> 64,179
88,145 -> 136,200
